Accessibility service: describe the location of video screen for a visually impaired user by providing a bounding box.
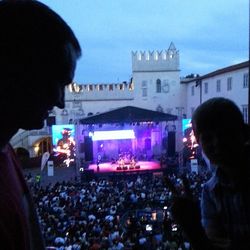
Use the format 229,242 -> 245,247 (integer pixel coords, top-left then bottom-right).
182,118 -> 192,135
52,124 -> 76,167
89,129 -> 135,141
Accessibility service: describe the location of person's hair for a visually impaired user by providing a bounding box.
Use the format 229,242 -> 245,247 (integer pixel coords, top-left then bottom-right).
0,0 -> 81,81
192,97 -> 246,137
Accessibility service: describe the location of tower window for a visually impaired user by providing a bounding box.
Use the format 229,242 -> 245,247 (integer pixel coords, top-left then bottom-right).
156,79 -> 161,93
142,81 -> 147,97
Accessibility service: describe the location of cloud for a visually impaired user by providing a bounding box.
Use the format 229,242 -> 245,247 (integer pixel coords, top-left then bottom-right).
42,0 -> 248,82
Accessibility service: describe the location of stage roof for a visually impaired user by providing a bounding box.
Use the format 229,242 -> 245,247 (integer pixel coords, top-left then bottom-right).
80,106 -> 178,125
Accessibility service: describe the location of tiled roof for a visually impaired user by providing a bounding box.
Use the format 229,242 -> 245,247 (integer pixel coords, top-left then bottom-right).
181,61 -> 249,84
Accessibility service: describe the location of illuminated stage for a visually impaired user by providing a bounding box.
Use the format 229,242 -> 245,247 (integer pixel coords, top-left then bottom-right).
88,161 -> 161,173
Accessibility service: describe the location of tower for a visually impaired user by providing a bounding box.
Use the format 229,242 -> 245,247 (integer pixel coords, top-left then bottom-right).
132,42 -> 179,73
131,43 -> 184,154
131,42 -> 183,113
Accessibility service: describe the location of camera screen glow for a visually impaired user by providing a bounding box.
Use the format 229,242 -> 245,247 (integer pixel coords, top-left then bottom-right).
89,130 -> 135,141
146,224 -> 153,231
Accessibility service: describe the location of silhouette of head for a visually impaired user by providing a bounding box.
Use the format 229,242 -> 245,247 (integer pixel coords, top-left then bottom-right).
0,1 -> 81,130
192,97 -> 247,166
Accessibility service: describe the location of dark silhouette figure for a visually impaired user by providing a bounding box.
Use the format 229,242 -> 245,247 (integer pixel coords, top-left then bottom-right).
165,97 -> 250,250
0,1 -> 81,249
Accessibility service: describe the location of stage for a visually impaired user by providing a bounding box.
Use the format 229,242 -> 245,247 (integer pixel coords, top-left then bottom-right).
88,160 -> 161,173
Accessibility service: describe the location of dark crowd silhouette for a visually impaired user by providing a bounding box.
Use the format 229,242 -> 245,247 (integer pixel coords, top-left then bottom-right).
26,171 -> 211,250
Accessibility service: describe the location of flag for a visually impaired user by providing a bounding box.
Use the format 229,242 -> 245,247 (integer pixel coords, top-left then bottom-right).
41,152 -> 50,171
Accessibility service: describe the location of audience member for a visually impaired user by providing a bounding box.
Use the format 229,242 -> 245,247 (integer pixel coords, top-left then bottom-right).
168,97 -> 250,250
0,1 -> 81,249
26,172 -> 210,249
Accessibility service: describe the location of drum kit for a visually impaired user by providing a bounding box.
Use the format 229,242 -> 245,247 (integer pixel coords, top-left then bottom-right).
117,152 -> 138,170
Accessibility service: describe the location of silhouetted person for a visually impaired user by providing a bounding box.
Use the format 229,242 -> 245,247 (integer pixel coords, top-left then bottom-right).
0,1 -> 81,249
166,97 -> 250,250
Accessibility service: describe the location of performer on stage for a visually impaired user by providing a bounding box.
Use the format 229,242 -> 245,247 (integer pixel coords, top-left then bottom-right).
55,128 -> 76,167
97,154 -> 101,172
130,156 -> 136,168
118,156 -> 125,168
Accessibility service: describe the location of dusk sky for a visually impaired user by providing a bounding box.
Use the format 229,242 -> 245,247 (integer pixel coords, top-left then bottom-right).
41,0 -> 248,83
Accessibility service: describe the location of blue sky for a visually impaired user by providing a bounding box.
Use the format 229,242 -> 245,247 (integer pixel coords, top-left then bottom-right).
41,0 -> 248,83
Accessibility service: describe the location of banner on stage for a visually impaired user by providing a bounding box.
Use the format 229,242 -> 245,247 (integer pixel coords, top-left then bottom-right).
191,158 -> 198,173
47,160 -> 54,176
41,152 -> 50,171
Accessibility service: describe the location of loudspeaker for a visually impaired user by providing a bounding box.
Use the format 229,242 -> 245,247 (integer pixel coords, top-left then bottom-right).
167,131 -> 176,157
46,116 -> 56,126
84,136 -> 93,161
144,138 -> 151,150
79,142 -> 85,153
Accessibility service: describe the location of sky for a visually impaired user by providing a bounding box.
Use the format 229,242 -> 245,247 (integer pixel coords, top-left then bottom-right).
41,0 -> 249,83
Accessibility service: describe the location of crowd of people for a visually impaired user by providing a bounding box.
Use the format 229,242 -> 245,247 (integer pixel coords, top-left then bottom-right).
25,171 -> 211,250
1,1 -> 250,250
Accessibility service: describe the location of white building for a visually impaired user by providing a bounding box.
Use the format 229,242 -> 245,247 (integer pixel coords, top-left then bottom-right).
10,43 -> 249,160
54,42 -> 184,123
183,61 -> 249,123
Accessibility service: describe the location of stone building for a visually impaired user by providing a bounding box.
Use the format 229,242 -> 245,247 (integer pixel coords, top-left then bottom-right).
10,43 -> 249,162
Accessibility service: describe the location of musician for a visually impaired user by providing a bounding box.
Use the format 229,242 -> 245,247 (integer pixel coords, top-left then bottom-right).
55,128 -> 75,166
130,156 -> 136,167
118,156 -> 125,168
97,154 -> 101,172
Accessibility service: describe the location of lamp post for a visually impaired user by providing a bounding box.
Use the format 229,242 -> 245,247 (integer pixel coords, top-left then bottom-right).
195,78 -> 202,104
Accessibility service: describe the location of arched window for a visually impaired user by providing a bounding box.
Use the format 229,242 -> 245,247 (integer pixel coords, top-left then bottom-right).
156,79 -> 161,93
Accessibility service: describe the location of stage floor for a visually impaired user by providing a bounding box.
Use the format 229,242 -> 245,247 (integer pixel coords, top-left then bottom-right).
88,161 -> 161,173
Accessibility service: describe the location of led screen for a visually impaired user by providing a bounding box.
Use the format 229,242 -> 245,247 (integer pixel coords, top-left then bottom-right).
182,118 -> 192,135
52,124 -> 76,167
89,129 -> 135,141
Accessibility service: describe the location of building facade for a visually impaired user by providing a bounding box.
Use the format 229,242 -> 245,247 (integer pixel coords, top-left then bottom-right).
10,44 -> 249,160
183,61 -> 249,123
55,42 -> 184,124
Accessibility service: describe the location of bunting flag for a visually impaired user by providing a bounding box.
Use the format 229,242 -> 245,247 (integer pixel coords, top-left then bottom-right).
41,152 -> 50,171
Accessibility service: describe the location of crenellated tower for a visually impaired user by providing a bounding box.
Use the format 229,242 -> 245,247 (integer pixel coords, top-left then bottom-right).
132,42 -> 179,72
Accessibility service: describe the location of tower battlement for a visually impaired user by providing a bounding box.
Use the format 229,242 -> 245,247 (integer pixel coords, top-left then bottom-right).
132,42 -> 179,72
